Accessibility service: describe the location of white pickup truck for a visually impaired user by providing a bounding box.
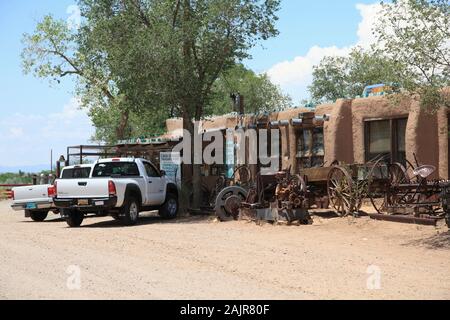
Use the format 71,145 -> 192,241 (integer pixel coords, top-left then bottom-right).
53,158 -> 179,227
11,164 -> 92,222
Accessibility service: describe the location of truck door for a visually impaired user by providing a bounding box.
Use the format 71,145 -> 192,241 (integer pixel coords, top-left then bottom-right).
143,161 -> 165,205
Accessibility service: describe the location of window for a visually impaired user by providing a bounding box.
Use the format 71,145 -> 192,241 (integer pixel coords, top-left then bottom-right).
296,127 -> 324,168
61,167 -> 91,179
365,118 -> 407,164
143,162 -> 160,177
92,162 -> 140,177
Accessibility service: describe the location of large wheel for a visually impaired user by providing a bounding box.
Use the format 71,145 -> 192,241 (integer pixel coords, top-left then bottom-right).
368,162 -> 410,214
65,209 -> 84,228
158,192 -> 179,219
215,186 -> 248,221
327,166 -> 354,216
29,210 -> 48,222
367,159 -> 390,214
120,197 -> 140,226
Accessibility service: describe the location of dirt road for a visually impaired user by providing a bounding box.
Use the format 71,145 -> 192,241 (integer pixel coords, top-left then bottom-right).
0,200 -> 449,300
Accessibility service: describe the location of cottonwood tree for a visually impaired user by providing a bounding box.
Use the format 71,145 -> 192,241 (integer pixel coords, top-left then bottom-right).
21,15 -> 135,140
374,0 -> 450,109
78,0 -> 280,208
23,1 -> 280,209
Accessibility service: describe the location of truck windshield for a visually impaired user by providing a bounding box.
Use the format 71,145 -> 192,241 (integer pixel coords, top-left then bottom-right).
61,167 -> 91,179
92,162 -> 140,177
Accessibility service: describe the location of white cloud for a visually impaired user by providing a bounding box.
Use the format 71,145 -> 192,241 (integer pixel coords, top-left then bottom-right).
266,2 -> 382,103
0,98 -> 95,167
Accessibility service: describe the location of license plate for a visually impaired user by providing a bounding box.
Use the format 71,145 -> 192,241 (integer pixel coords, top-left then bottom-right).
26,203 -> 37,209
95,201 -> 104,206
78,199 -> 89,206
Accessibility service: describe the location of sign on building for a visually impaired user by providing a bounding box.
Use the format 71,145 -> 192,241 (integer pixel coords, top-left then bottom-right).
160,152 -> 181,186
225,129 -> 235,179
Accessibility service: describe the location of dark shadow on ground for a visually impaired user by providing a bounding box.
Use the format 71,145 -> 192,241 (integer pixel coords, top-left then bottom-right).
309,210 -> 368,219
403,231 -> 450,250
22,216 -> 64,223
79,212 -> 215,229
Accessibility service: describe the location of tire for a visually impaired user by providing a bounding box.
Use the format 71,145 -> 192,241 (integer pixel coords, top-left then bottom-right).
29,210 -> 48,222
446,215 -> 450,229
159,193 -> 179,219
65,209 -> 84,228
120,197 -> 140,226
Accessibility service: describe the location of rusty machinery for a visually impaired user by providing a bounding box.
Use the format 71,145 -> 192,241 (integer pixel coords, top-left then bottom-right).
213,165 -> 252,221
367,156 -> 450,226
236,170 -> 311,225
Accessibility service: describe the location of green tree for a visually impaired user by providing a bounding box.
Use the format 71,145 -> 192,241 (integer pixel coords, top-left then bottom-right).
78,0 -> 280,208
21,15 -> 134,140
374,0 -> 450,109
90,64 -> 291,143
308,47 -> 403,103
23,1 -> 280,209
208,64 -> 291,115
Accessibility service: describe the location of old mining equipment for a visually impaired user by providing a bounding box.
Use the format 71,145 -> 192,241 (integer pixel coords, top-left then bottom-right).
238,170 -> 311,225
214,165 -> 252,221
274,170 -> 311,224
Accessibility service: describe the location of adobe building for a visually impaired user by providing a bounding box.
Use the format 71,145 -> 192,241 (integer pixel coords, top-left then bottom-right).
158,94 -> 448,181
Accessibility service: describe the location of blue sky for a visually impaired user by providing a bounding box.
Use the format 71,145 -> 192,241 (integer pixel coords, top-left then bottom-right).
0,0 -> 380,169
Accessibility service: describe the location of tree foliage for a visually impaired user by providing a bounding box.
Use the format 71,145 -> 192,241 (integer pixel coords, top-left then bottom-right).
309,0 -> 449,108
374,0 -> 450,109
309,47 -> 403,103
22,1 -> 282,144
208,64 -> 292,115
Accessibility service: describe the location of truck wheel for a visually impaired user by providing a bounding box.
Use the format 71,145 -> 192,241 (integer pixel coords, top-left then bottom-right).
446,215 -> 450,228
159,193 -> 178,219
65,210 -> 84,228
29,210 -> 48,222
120,197 -> 140,226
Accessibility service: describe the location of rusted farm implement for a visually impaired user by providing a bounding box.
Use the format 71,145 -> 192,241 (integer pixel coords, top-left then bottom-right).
213,155 -> 450,227
236,169 -> 311,224
367,158 -> 450,226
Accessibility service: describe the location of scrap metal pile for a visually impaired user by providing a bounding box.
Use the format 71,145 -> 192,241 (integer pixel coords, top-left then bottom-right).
213,158 -> 450,228
215,168 -> 311,225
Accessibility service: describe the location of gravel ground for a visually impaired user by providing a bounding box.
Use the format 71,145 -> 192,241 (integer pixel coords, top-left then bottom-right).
0,200 -> 449,300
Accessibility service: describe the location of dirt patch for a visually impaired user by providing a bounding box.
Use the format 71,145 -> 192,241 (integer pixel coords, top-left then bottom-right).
0,200 -> 448,300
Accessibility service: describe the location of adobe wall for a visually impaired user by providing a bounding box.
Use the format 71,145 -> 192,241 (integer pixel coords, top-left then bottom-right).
437,107 -> 448,179
351,96 -> 409,163
351,96 -> 443,179
316,100 -> 353,165
163,95 -> 447,179
276,107 -> 310,172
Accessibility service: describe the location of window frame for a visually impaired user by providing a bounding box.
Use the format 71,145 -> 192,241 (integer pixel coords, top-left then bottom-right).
143,161 -> 161,178
364,116 -> 408,164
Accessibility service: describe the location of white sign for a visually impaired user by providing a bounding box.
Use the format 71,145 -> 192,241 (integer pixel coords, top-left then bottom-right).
160,152 -> 181,186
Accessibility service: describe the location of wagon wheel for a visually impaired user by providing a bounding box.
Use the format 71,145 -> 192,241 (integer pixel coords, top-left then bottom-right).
389,162 -> 416,209
368,162 -> 410,214
367,158 -> 390,214
214,186 -> 248,221
390,163 -> 410,185
327,166 -> 354,217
